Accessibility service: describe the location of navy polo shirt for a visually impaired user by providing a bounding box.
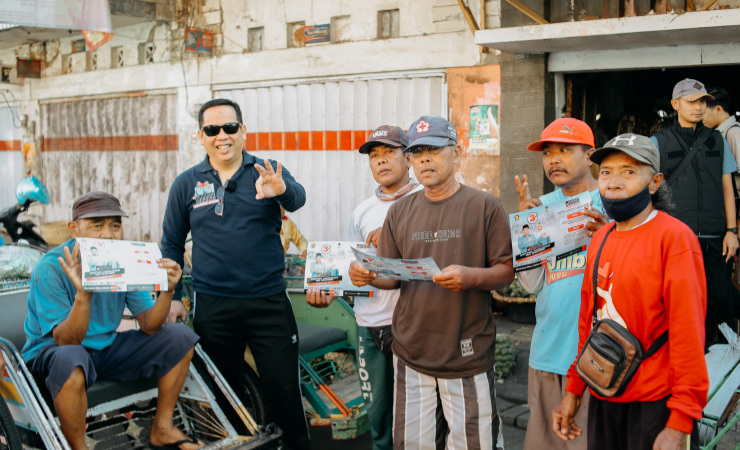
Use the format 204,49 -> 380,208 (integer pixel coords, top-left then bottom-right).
161,150 -> 306,299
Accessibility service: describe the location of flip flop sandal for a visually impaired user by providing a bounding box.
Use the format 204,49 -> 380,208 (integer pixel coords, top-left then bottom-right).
148,432 -> 200,450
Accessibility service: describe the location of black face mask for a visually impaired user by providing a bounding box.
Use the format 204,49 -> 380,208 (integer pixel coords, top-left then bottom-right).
600,184 -> 651,222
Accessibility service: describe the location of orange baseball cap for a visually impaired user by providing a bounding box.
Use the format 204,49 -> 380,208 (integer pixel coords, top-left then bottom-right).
527,118 -> 595,151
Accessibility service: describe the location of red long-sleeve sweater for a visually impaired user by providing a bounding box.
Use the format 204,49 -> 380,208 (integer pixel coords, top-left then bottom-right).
565,211 -> 709,433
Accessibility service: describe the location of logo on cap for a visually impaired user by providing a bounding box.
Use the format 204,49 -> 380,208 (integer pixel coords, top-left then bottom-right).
561,126 -> 575,135
373,130 -> 388,137
416,120 -> 430,133
611,135 -> 637,146
693,82 -> 703,90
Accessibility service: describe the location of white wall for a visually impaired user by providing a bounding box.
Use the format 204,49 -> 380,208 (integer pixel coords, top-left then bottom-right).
0,0 -> 500,233
0,105 -> 23,209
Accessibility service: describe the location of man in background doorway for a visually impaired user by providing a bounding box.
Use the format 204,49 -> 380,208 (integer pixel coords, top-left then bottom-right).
651,79 -> 739,348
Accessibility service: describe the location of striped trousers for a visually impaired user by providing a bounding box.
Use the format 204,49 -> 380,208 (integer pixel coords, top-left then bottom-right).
393,356 -> 505,450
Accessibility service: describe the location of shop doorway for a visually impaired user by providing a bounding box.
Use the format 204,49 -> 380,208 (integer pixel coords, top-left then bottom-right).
563,65 -> 740,147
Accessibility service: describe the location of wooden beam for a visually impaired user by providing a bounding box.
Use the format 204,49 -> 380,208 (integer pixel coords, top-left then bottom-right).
700,0 -> 718,11
504,0 -> 549,25
457,0 -> 480,34
480,0 -> 488,53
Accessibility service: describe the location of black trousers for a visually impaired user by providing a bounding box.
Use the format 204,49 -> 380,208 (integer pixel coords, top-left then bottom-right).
700,237 -> 738,348
588,396 -> 699,450
194,291 -> 310,450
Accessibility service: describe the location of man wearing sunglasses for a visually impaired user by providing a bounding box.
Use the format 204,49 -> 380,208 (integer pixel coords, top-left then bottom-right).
349,116 -> 514,449
161,98 -> 309,449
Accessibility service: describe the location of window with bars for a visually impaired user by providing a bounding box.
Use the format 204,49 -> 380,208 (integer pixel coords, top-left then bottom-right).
62,54 -> 73,74
111,46 -> 124,68
138,42 -> 155,64
86,51 -> 97,71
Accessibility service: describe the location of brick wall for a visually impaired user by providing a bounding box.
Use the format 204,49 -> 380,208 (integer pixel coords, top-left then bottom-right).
498,0 -> 549,214
499,53 -> 547,215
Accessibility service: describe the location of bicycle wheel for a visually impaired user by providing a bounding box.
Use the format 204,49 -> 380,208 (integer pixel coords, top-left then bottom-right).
0,396 -> 22,450
233,361 -> 267,426
191,356 -> 267,436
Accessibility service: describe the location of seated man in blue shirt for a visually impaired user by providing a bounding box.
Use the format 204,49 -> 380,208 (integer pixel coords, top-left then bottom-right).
22,191 -> 202,450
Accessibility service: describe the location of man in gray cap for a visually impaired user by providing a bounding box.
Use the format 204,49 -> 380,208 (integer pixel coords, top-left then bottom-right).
349,116 -> 514,449
307,124 -> 420,450
553,134 -> 708,450
21,191 -> 202,450
651,78 -> 739,348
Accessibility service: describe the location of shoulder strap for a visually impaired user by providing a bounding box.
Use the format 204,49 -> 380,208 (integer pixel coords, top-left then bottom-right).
591,224 -> 617,325
590,223 -> 670,356
666,129 -> 712,186
643,330 -> 669,358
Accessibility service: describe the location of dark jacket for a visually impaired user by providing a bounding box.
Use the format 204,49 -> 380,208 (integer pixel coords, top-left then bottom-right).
161,150 -> 306,299
654,121 -> 725,237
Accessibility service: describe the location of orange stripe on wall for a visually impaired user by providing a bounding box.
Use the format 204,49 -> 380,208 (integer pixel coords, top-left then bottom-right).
44,135 -> 178,151
325,131 -> 338,151
297,131 -> 310,151
310,131 -> 324,151
284,132 -> 297,151
339,131 -> 352,150
41,129 -> 412,152
0,140 -> 21,151
243,131 -> 374,151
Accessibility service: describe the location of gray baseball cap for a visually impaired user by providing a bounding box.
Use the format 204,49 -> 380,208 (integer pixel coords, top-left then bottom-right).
406,116 -> 457,151
590,134 -> 659,173
359,125 -> 408,154
672,78 -> 714,102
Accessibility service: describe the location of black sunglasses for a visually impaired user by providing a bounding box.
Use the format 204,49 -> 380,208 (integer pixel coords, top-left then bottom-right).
202,122 -> 241,137
215,186 -> 225,216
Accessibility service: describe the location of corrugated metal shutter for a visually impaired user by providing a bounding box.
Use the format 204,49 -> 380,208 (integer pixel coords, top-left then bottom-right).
215,72 -> 446,243
0,106 -> 23,209
40,94 -> 178,243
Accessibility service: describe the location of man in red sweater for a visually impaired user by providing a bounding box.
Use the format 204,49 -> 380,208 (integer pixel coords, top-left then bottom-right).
552,134 -> 709,449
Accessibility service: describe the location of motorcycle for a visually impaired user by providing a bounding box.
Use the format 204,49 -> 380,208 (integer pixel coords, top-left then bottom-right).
0,176 -> 49,250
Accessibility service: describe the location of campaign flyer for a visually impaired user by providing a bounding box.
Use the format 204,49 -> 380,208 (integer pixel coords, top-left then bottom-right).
304,241 -> 376,297
509,191 -> 594,272
351,247 -> 441,281
77,238 -> 168,292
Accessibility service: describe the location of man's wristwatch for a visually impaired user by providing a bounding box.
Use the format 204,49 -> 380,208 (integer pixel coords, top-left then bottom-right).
727,227 -> 738,234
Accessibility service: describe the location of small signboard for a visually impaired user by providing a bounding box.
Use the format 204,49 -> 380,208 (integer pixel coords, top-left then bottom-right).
71,38 -> 86,53
185,29 -> 213,53
16,59 -> 41,79
469,104 -> 500,156
304,24 -> 330,45
82,31 -> 113,51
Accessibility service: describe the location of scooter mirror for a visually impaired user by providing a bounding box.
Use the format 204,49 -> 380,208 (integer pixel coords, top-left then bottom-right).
16,176 -> 50,205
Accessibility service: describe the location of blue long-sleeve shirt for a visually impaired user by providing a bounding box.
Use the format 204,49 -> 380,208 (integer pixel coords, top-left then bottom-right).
161,150 -> 306,299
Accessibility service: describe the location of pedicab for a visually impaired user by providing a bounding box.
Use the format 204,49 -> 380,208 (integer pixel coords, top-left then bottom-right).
0,267 -> 283,449
0,180 -> 281,449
